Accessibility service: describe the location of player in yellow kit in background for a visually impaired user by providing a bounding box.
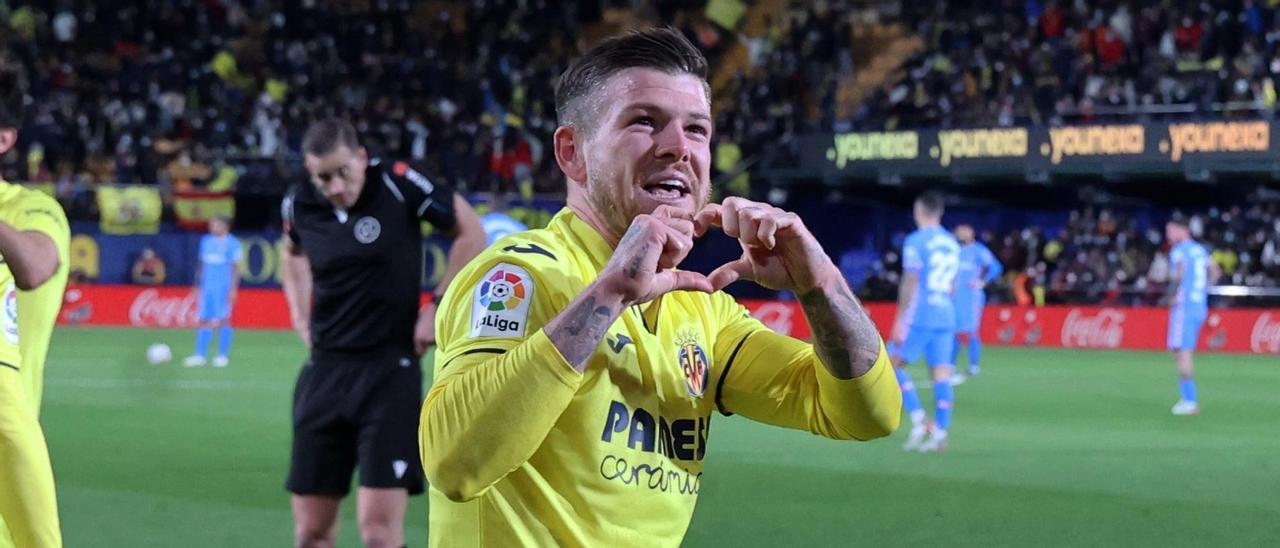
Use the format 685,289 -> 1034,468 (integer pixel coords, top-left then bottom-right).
0,62 -> 68,548
420,28 -> 901,547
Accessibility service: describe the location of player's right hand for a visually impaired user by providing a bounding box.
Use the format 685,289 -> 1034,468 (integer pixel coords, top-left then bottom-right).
597,206 -> 714,306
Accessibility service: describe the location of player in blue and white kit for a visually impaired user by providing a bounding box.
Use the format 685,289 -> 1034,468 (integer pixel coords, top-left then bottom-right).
1165,216 -> 1217,416
184,215 -> 242,367
891,192 -> 960,452
949,224 -> 1002,385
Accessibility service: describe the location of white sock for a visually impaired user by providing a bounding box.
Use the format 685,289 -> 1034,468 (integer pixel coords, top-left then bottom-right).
910,410 -> 927,427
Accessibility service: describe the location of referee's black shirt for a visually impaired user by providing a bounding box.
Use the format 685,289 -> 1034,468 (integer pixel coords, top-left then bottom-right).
282,159 -> 457,355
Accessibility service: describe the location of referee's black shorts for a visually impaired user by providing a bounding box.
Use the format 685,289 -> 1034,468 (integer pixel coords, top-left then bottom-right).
285,346 -> 425,497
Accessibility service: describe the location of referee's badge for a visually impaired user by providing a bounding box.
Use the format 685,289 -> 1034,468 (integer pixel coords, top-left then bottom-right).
676,331 -> 708,398
470,263 -> 534,338
354,216 -> 381,244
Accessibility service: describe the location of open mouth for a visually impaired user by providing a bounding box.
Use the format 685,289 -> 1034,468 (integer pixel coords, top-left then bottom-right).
642,179 -> 691,199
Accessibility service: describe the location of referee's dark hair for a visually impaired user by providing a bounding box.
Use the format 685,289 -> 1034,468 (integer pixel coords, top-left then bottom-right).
916,191 -> 946,216
302,118 -> 361,157
0,62 -> 25,129
555,27 -> 708,135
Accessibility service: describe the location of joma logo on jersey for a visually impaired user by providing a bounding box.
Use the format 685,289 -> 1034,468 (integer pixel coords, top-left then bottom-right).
600,400 -> 709,462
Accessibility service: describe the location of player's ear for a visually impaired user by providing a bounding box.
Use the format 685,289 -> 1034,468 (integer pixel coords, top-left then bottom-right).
356,146 -> 369,164
554,125 -> 587,184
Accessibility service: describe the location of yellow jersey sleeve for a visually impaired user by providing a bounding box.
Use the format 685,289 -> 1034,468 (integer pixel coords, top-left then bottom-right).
14,190 -> 71,414
7,190 -> 70,249
421,235 -> 586,501
709,292 -> 901,441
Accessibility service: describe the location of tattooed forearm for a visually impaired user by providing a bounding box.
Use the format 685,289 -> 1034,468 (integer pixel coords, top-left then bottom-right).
799,280 -> 883,379
547,287 -> 624,373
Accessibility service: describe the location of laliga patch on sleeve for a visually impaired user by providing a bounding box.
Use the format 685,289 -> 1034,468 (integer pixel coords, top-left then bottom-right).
470,263 -> 534,338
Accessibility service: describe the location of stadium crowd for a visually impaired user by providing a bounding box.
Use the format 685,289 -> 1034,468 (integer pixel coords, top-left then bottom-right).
0,0 -> 861,204
4,0 -> 1279,306
863,0 -> 1280,129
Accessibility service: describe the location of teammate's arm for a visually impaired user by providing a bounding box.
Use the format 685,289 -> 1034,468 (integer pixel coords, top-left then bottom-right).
0,220 -> 59,290
436,194 -> 486,297
982,245 -> 1003,284
279,238 -> 312,347
894,270 -> 918,342
1165,252 -> 1184,305
420,208 -> 712,501
229,241 -> 242,307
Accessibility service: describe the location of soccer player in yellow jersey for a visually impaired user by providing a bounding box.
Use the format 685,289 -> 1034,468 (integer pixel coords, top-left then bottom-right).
0,64 -> 66,548
420,28 -> 902,547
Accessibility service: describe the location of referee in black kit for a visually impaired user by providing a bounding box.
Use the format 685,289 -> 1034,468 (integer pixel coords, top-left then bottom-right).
279,118 -> 485,548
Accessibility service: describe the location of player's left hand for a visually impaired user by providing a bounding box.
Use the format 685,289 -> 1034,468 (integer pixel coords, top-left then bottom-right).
695,197 -> 841,293
228,289 -> 238,306
414,301 -> 437,355
970,279 -> 985,289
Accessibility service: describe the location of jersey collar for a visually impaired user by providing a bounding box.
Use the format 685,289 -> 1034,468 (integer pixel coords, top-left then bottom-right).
555,208 -> 615,271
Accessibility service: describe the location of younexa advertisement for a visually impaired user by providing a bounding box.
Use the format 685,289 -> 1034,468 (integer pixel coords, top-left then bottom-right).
808,120 -> 1278,178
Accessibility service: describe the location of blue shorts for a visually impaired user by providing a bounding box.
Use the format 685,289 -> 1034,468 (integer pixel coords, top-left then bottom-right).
890,326 -> 955,367
1167,306 -> 1206,351
198,290 -> 232,322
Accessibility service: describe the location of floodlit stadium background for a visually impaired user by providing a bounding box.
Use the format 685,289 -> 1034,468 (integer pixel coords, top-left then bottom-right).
4,1 -> 1280,545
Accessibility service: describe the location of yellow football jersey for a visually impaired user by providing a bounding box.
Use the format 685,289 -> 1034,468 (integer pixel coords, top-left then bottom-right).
7,182 -> 69,413
420,208 -> 900,547
0,179 -> 63,548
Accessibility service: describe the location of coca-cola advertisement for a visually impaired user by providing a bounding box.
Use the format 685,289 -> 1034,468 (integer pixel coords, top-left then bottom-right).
1060,309 -> 1127,349
738,300 -> 1280,355
55,287 -> 1280,355
1251,312 -> 1280,354
59,285 -> 291,329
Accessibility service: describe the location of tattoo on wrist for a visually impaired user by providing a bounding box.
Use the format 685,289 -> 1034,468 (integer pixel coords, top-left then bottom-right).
552,295 -> 617,366
799,282 -> 881,379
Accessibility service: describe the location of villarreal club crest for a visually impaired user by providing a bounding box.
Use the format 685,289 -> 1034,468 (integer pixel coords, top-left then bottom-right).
676,331 -> 709,398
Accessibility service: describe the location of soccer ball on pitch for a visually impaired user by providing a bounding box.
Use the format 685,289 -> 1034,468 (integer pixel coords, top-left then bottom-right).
146,343 -> 173,365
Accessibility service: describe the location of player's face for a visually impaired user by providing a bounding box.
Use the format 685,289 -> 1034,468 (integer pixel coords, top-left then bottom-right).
582,68 -> 712,236
210,218 -> 229,236
913,202 -> 931,227
305,145 -> 369,209
0,128 -> 16,156
1166,222 -> 1185,243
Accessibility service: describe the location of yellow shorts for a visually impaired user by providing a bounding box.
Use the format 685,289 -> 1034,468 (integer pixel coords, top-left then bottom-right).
0,367 -> 61,547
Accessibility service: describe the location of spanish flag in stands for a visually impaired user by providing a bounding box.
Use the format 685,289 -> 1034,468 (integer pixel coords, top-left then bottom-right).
173,189 -> 235,231
96,185 -> 163,235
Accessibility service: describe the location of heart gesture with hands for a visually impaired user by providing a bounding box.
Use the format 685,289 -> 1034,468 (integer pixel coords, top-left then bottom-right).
695,197 -> 840,295
599,198 -> 841,306
597,205 -> 716,307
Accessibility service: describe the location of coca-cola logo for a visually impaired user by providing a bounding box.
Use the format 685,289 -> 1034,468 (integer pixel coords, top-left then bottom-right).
129,289 -> 199,327
1061,308 -> 1126,348
1250,312 -> 1280,354
751,303 -> 795,337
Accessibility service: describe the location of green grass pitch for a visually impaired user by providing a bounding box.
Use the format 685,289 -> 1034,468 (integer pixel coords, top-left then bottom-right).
39,326 -> 1280,546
